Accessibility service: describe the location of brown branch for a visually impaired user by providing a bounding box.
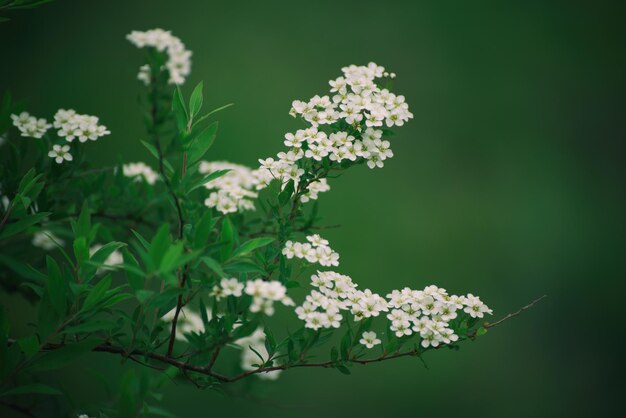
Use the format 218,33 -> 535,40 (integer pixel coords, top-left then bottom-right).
7,295 -> 546,385
166,266 -> 189,357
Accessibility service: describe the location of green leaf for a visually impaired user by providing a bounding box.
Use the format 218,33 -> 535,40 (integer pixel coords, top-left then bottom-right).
201,256 -> 226,278
476,327 -> 488,336
46,256 -> 66,316
91,242 -> 126,265
72,204 -> 91,240
61,320 -> 118,335
187,169 -> 230,194
73,237 -> 89,265
149,224 -> 172,271
172,85 -> 188,134
130,229 -> 150,250
0,254 -> 46,282
193,211 -> 213,249
122,249 -> 144,290
0,383 -> 62,397
231,237 -> 274,258
192,103 -> 234,128
335,364 -> 351,375
189,81 -> 203,118
81,275 -> 112,312
159,242 -> 184,274
140,140 -> 173,173
340,329 -> 352,361
278,180 -> 294,207
223,261 -> 265,275
18,336 -> 39,359
17,168 -> 36,194
231,320 -> 258,340
219,216 -> 235,261
330,346 -> 338,362
187,121 -> 218,164
0,211 -> 51,240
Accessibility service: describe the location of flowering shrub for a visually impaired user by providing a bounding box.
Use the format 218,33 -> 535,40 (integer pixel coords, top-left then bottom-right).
0,28 -> 541,418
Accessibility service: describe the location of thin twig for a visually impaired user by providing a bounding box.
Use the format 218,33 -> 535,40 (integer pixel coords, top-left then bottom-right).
484,294 -> 547,329
9,295 -> 546,384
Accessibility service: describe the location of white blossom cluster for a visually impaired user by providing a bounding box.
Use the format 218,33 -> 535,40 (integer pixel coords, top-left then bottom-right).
210,277 -> 244,300
244,279 -> 294,316
295,270 -> 492,348
199,161 -> 260,214
127,28 -> 192,85
252,63 -> 413,204
11,109 -> 110,165
11,112 -> 51,138
282,234 -> 339,267
294,270 -> 387,330
122,162 -> 159,185
53,109 -> 110,143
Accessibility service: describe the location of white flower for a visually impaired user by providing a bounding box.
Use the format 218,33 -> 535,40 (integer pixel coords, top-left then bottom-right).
127,29 -> 192,85
462,294 -> 493,318
253,62 -> 412,200
244,279 -> 290,316
306,234 -> 329,247
200,161 -> 260,214
53,109 -> 110,143
48,144 -> 73,164
359,331 -> 381,349
11,112 -> 51,138
212,277 -> 244,299
32,231 -> 64,250
122,162 -> 159,185
282,235 -> 339,267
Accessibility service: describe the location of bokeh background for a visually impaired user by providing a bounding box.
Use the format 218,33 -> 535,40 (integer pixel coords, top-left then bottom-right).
1,0 -> 625,417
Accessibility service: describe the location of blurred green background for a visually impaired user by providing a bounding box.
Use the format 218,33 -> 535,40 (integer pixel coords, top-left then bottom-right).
1,0 -> 624,417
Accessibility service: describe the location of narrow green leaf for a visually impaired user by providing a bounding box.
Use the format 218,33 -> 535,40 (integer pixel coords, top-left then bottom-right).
192,103 -> 234,128
18,336 -> 39,359
46,256 -> 66,316
140,140 -> 174,173
159,242 -> 184,274
278,180 -> 294,207
231,237 -> 274,258
149,224 -> 172,270
187,121 -> 218,164
189,81 -> 203,118
81,275 -> 112,312
0,212 -> 51,240
219,216 -> 234,261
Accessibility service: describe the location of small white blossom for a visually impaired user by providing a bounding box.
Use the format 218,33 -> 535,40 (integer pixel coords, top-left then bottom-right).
11,112 -> 51,138
48,144 -> 73,164
127,29 -> 192,85
123,162 -> 159,185
359,331 -> 381,349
